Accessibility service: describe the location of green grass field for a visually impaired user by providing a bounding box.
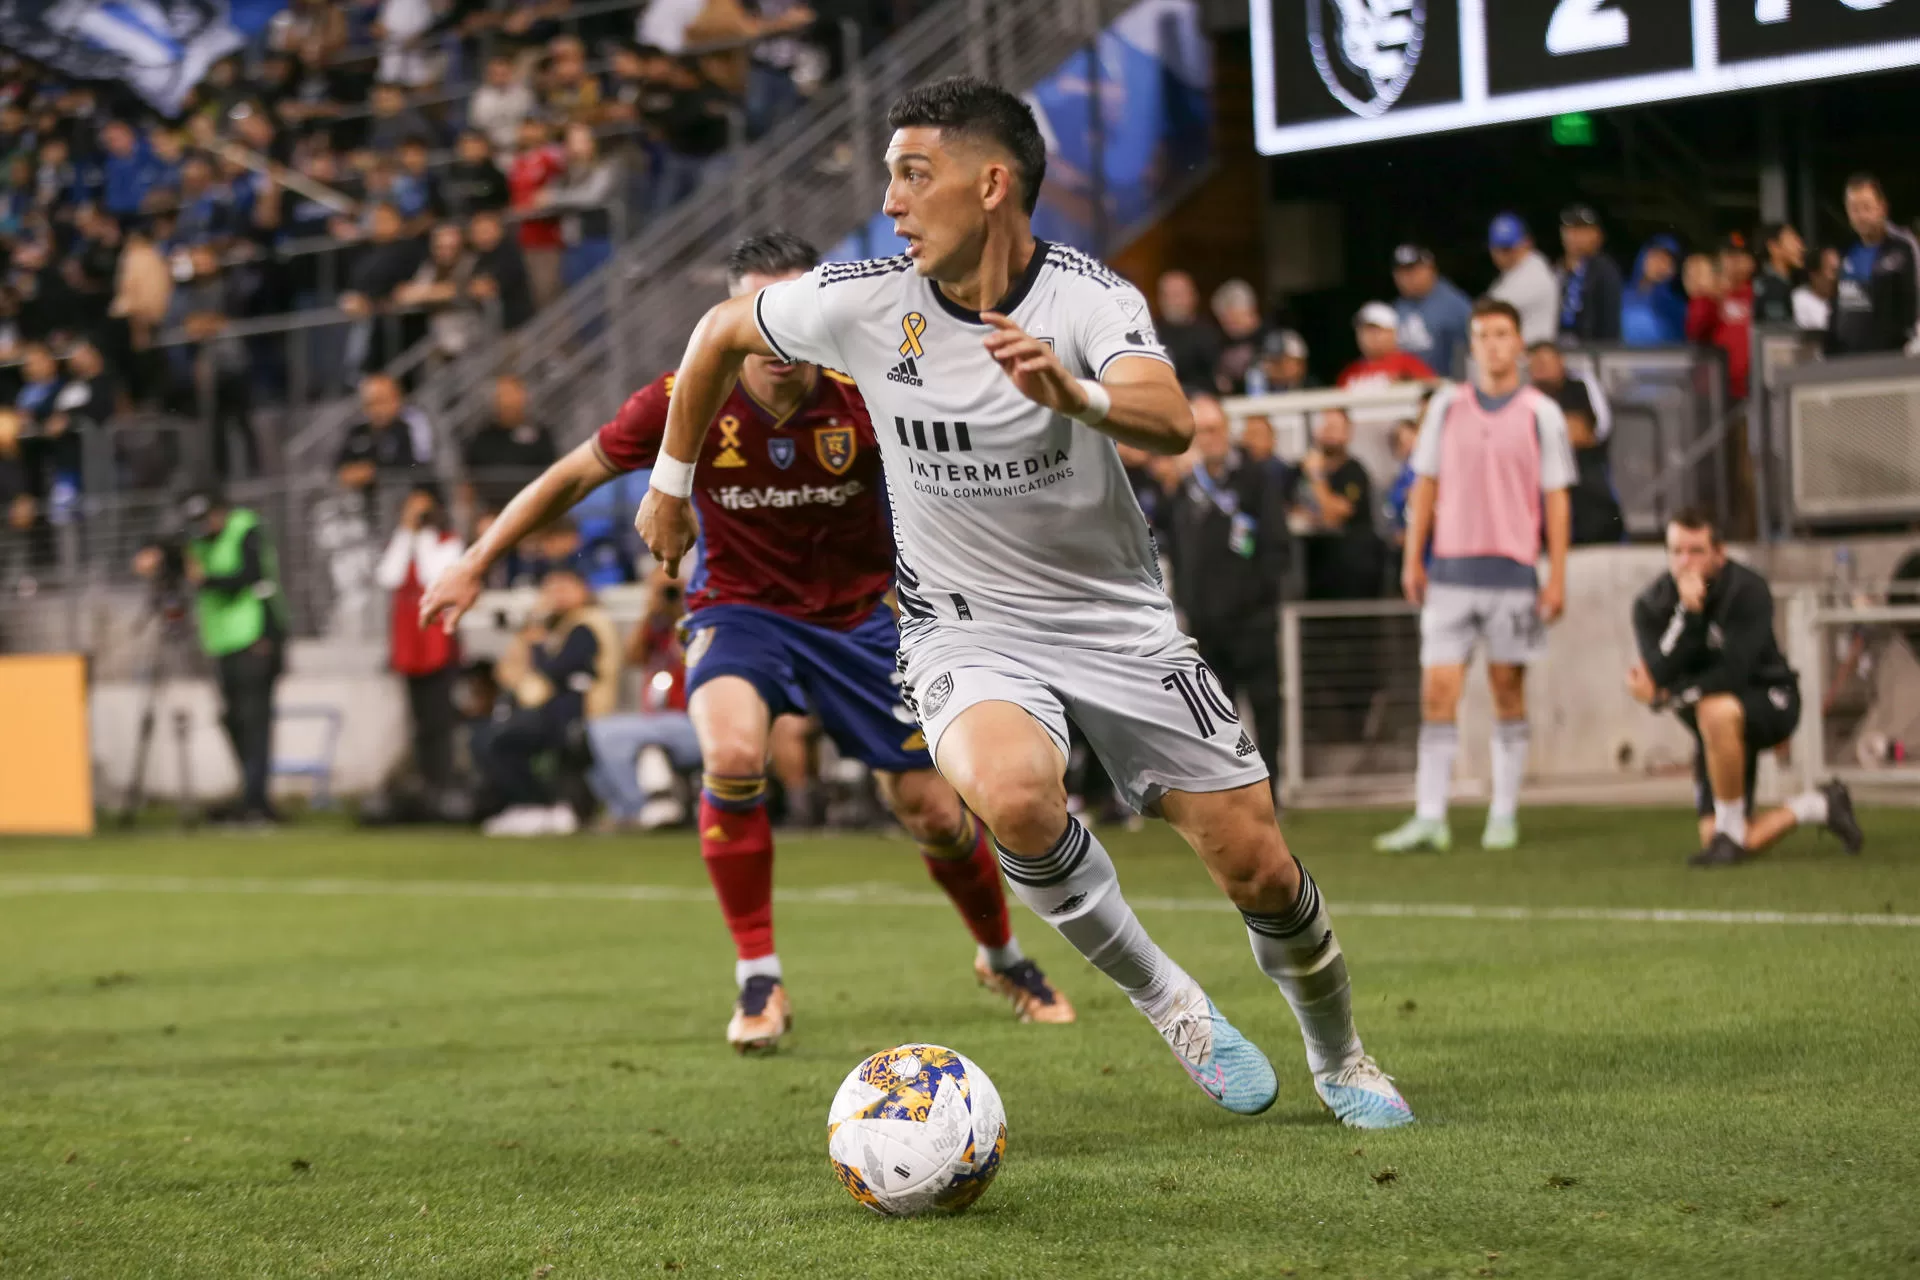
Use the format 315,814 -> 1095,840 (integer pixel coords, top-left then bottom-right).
3,807 -> 1917,1279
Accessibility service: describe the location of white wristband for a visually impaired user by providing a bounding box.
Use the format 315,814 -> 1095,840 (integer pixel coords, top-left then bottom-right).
1067,378 -> 1112,426
649,452 -> 696,499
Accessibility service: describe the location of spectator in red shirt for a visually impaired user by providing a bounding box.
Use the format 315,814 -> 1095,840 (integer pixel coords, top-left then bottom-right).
507,117 -> 567,308
1686,234 -> 1756,401
1338,302 -> 1438,388
375,484 -> 465,802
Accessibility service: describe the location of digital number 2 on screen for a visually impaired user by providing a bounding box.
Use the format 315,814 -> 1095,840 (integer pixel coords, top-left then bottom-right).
1253,0 -> 1920,154
1546,0 -> 1628,56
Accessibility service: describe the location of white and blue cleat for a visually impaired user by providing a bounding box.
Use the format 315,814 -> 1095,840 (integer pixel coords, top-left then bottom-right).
1315,1055 -> 1416,1128
1154,988 -> 1279,1116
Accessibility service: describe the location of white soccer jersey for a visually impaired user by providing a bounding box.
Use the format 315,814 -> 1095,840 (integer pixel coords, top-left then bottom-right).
754,241 -> 1177,653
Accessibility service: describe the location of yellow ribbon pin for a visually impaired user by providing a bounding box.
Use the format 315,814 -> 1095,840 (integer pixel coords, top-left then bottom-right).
899,312 -> 927,359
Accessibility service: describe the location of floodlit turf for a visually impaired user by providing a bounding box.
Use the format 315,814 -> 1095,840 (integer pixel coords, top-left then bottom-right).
2,807 -> 1917,1279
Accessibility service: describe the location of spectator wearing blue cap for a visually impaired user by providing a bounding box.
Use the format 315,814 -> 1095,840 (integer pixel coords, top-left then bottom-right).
1392,244 -> 1472,377
1557,204 -> 1622,343
1487,213 -> 1559,345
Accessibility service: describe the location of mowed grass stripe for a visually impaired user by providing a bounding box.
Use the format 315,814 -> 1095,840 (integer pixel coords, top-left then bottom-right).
3,872 -> 1916,928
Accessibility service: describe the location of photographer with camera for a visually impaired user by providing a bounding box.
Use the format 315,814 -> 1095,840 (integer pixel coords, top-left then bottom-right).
374,483 -> 465,807
135,489 -> 287,825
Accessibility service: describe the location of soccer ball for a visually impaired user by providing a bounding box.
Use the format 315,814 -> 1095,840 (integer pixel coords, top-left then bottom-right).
827,1043 -> 1006,1216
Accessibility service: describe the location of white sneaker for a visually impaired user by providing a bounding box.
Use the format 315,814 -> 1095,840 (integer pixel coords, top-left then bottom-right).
543,803 -> 579,835
482,805 -> 547,837
636,796 -> 686,830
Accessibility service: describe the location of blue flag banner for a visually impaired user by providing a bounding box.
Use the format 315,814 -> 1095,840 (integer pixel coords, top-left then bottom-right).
0,0 -> 284,114
828,0 -> 1211,263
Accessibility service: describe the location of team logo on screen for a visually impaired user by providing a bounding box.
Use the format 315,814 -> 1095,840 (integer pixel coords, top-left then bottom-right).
1308,0 -> 1427,119
815,425 -> 857,475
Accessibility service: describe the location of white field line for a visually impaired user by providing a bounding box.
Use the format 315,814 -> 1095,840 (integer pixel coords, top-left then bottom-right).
0,874 -> 1916,929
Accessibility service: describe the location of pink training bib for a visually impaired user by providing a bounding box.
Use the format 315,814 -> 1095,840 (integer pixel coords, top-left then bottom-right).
1432,386 -> 1550,566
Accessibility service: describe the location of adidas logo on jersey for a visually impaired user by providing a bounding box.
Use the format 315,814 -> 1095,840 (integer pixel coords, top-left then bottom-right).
1235,731 -> 1257,759
887,355 -> 924,387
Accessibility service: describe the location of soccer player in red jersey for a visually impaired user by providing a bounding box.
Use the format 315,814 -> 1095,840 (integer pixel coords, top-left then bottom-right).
422,232 -> 1072,1051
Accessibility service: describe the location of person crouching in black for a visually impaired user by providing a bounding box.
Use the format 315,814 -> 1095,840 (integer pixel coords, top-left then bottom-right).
472,566 -> 619,836
1627,509 -> 1862,866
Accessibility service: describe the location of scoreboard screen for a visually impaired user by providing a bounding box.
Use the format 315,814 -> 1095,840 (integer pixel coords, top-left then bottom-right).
1252,1 -> 1920,155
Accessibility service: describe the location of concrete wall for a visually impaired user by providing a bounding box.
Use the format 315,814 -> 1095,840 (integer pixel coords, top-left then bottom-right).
90,642 -> 410,804
1315,536 -> 1907,805
1446,545 -> 1699,791
87,588 -> 658,804
80,539 -> 1919,805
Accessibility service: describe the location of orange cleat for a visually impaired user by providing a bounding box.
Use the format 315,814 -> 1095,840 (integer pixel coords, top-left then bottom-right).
974,956 -> 1077,1024
726,976 -> 792,1053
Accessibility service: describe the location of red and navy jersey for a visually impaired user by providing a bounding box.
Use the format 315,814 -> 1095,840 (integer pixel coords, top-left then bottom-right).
594,370 -> 892,631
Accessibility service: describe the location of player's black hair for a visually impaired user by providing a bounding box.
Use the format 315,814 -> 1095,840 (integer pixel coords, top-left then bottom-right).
887,77 -> 1047,215
1668,506 -> 1722,545
725,230 -> 820,286
1760,221 -> 1797,250
1845,171 -> 1886,203
1470,296 -> 1523,333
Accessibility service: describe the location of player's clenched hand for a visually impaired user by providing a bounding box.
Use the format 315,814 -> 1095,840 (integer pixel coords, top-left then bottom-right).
636,489 -> 699,578
980,311 -> 1089,416
1676,569 -> 1706,613
1401,555 -> 1427,607
420,558 -> 484,634
1537,575 -> 1566,624
1625,661 -> 1658,706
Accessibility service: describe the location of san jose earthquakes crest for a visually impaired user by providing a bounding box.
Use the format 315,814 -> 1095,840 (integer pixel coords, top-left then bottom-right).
1309,0 -> 1426,120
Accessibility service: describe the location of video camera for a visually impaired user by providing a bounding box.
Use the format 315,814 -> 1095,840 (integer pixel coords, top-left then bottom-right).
133,489 -> 221,626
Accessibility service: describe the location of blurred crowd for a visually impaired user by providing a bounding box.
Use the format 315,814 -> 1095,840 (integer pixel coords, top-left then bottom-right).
1153,171 -> 1913,405
0,0 -> 938,540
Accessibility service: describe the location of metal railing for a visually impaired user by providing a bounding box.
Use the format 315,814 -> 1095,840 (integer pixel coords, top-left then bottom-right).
1773,352 -> 1920,529
1279,599 -> 1422,803
1224,344 -> 1733,541
353,0 -> 1144,469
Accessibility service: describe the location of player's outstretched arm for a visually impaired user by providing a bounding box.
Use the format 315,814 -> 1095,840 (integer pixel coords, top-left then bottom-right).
980,312 -> 1194,455
419,440 -> 617,633
635,294 -> 777,576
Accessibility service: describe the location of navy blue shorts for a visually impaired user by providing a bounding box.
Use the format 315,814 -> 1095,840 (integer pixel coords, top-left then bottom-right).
683,603 -> 932,774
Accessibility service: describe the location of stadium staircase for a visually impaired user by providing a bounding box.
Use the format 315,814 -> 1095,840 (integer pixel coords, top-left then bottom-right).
288,0 -> 1148,472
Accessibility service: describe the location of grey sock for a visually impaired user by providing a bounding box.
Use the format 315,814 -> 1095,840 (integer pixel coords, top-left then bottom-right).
1241,859 -> 1363,1075
1490,719 -> 1530,822
995,819 -> 1176,1014
1416,722 -> 1459,822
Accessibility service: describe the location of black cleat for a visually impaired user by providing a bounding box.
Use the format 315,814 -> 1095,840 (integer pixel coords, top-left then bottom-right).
1689,832 -> 1753,868
1821,778 -> 1864,854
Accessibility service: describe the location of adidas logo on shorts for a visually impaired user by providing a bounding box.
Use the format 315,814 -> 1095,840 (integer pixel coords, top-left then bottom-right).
886,355 -> 924,387
1234,731 -> 1257,759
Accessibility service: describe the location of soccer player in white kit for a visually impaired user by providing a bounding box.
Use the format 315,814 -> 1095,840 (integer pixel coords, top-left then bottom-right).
637,78 -> 1412,1127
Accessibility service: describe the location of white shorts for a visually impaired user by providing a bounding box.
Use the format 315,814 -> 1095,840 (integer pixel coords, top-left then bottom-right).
1420,583 -> 1546,668
900,627 -> 1270,814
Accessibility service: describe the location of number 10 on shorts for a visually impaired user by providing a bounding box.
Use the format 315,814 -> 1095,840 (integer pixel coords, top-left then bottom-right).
1162,663 -> 1239,738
